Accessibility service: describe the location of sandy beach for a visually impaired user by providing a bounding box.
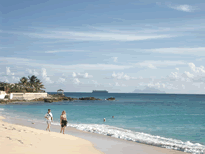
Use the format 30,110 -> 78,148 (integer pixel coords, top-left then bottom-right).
0,115 -> 189,154
0,116 -> 103,154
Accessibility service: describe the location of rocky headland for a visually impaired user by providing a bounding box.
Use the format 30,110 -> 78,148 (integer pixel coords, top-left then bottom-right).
0,94 -> 115,104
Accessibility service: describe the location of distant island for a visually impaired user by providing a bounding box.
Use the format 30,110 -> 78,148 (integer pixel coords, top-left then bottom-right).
92,90 -> 108,93
133,87 -> 165,94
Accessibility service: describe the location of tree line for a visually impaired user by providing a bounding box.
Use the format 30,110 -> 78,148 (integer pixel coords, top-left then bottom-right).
0,75 -> 45,93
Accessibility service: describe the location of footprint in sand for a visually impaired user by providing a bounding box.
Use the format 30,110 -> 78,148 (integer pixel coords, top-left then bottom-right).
18,140 -> 24,144
6,137 -> 12,140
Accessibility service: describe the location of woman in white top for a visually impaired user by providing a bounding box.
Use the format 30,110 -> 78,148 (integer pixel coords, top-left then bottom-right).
60,110 -> 67,134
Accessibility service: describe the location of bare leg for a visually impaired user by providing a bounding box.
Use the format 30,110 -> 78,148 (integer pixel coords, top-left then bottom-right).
60,127 -> 63,133
46,124 -> 49,131
63,127 -> 65,134
48,123 -> 51,132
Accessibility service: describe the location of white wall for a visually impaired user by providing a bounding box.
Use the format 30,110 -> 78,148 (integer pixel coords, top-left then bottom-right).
0,94 -> 6,99
0,91 -> 7,100
11,93 -> 48,100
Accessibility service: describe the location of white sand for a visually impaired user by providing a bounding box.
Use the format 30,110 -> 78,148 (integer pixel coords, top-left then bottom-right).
0,116 -> 104,154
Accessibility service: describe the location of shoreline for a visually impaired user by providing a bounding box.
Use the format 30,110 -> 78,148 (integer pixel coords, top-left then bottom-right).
2,115 -> 189,154
0,116 -> 104,154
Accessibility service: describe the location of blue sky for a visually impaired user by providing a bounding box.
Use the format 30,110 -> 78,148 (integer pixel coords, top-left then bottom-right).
1,0 -> 205,93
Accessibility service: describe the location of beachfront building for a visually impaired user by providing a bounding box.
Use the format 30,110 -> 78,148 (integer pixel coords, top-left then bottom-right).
0,91 -> 7,99
57,89 -> 64,95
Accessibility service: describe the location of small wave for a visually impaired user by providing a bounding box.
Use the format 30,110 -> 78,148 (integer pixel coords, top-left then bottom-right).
0,108 -> 4,111
67,123 -> 205,154
135,114 -> 205,118
51,122 -> 60,126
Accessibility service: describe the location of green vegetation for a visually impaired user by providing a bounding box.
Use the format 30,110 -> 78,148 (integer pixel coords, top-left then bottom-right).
0,75 -> 45,93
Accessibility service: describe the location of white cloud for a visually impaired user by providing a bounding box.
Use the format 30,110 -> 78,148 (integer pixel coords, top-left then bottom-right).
72,72 -> 77,77
188,63 -> 205,73
147,82 -> 162,88
26,69 -> 39,76
182,71 -> 194,78
137,63 -> 156,69
92,80 -> 100,85
109,82 -> 126,87
12,76 -> 20,82
171,72 -> 178,78
6,57 -> 184,73
144,47 -> 205,56
6,67 -> 14,75
21,30 -> 174,42
73,78 -> 80,84
115,82 -> 120,86
72,72 -> 93,78
45,50 -> 85,53
135,61 -> 185,69
108,83 -> 113,86
111,72 -> 136,80
112,57 -> 118,62
176,68 -> 179,71
6,67 -> 11,75
168,4 -> 196,12
41,68 -> 53,84
57,77 -> 65,83
0,57 -> 133,71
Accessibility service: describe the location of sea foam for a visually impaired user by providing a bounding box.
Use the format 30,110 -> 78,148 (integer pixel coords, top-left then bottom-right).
64,123 -> 205,154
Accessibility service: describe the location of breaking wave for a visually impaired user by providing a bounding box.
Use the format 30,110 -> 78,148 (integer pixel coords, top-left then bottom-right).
53,123 -> 204,154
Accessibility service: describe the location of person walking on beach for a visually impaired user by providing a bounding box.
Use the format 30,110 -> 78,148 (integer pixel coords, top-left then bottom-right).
60,110 -> 67,134
44,109 -> 53,132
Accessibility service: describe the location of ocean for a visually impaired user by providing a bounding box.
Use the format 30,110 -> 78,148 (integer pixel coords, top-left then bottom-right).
0,92 -> 205,154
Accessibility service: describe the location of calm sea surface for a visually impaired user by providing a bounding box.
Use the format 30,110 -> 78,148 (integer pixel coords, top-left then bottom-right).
0,92 -> 205,153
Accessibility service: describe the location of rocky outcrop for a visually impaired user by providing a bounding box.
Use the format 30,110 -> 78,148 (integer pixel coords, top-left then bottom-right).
106,97 -> 115,101
79,97 -> 101,100
63,97 -> 78,101
0,100 -> 7,104
44,99 -> 54,103
44,95 -> 78,103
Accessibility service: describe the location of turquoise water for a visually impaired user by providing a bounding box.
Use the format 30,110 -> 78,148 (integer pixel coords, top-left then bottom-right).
0,93 -> 205,153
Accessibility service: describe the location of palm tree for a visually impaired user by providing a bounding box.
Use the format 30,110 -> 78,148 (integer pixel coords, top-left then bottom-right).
28,75 -> 37,89
2,82 -> 12,93
35,79 -> 45,92
19,77 -> 28,87
19,77 -> 29,92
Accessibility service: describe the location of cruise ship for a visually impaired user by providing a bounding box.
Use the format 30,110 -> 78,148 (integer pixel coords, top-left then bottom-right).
92,90 -> 108,93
